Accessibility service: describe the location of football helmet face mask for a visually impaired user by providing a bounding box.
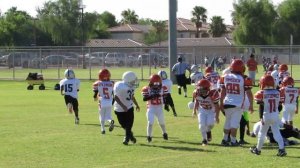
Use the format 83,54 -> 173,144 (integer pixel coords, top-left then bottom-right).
279,64 -> 288,72
158,70 -> 168,80
98,69 -> 111,81
230,59 -> 245,74
259,75 -> 275,89
191,64 -> 199,73
122,71 -> 139,88
196,79 -> 211,96
149,74 -> 162,90
205,66 -> 213,74
282,76 -> 294,87
64,69 -> 75,79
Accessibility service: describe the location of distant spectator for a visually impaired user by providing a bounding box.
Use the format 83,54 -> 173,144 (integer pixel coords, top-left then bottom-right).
246,54 -> 258,86
204,56 -> 209,67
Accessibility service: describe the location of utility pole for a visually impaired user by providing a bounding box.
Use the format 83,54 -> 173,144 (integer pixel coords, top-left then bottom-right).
169,0 -> 177,83
78,0 -> 86,69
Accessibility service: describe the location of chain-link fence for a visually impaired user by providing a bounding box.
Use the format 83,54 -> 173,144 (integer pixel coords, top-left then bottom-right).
0,45 -> 299,80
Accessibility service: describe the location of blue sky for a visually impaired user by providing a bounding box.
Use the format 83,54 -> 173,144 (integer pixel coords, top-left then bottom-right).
0,0 -> 284,25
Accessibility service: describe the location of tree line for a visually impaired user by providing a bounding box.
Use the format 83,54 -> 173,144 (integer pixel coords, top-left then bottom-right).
0,0 -> 299,46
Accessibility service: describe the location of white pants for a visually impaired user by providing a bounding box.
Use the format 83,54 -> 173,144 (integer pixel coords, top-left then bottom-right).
257,112 -> 284,150
99,106 -> 113,122
146,106 -> 165,125
224,107 -> 243,129
198,109 -> 215,140
282,104 -> 296,123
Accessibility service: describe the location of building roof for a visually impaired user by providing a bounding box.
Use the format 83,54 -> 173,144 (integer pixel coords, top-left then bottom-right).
108,24 -> 152,33
151,37 -> 233,47
85,39 -> 148,47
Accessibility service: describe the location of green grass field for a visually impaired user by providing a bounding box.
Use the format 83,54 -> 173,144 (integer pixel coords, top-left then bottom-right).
1,66 -> 300,168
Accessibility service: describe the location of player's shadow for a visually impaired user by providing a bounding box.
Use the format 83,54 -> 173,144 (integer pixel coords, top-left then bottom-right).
83,123 -> 121,129
139,143 -> 216,153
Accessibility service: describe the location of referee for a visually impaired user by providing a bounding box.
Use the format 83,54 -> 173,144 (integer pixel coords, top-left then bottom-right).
171,56 -> 190,97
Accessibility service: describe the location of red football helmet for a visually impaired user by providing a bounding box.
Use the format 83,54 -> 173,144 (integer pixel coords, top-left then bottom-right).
205,66 -> 213,74
282,76 -> 294,87
196,79 -> 211,96
279,64 -> 288,72
259,75 -> 275,89
230,59 -> 245,74
98,69 -> 111,81
149,74 -> 162,89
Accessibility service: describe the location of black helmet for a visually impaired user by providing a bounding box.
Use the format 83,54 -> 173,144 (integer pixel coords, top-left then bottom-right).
177,56 -> 182,62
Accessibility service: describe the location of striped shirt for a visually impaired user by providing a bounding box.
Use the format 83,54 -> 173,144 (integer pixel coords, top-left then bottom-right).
172,62 -> 190,75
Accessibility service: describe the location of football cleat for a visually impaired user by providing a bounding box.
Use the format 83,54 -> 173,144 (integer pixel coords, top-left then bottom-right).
147,136 -> 152,143
123,137 -> 129,145
75,117 -> 79,125
202,139 -> 208,146
130,136 -> 137,144
230,140 -> 239,146
221,139 -> 229,146
238,140 -> 249,145
163,133 -> 168,140
173,112 -> 177,117
277,149 -> 287,157
101,130 -> 105,134
109,120 -> 114,132
250,146 -> 261,155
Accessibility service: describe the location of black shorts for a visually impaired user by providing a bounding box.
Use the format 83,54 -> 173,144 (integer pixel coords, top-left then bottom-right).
64,95 -> 79,111
176,74 -> 186,87
164,93 -> 174,106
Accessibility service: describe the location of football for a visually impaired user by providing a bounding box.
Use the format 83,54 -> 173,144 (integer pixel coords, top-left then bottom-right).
187,101 -> 194,110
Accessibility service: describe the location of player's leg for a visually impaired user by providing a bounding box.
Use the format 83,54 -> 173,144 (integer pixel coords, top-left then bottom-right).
199,111 -> 208,145
270,121 -> 286,156
167,94 -> 177,116
99,107 -> 106,134
206,111 -> 215,142
126,107 -> 136,144
157,108 -> 168,140
146,108 -> 155,142
239,114 -> 247,144
106,106 -> 114,132
72,98 -> 79,124
221,108 -> 232,146
229,107 -> 243,145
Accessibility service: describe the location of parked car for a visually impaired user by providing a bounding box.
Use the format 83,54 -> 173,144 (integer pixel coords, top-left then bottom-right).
2,52 -> 37,68
138,53 -> 168,66
44,55 -> 77,67
85,52 -> 107,65
104,52 -> 131,66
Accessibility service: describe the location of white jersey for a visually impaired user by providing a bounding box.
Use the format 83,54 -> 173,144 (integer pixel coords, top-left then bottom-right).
142,86 -> 168,108
162,79 -> 173,94
255,89 -> 280,114
220,73 -> 252,108
190,72 -> 204,85
271,70 -> 279,86
280,87 -> 299,106
93,81 -> 114,107
205,72 -> 220,89
113,81 -> 135,112
59,78 -> 80,98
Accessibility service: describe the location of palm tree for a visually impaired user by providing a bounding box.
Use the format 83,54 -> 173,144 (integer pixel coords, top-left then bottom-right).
121,9 -> 139,24
209,16 -> 226,37
191,6 -> 207,38
151,20 -> 166,46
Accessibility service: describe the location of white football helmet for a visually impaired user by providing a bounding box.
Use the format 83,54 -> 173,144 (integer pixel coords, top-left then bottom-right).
191,64 -> 199,73
273,64 -> 279,70
122,71 -> 139,88
157,70 -> 168,80
64,69 -> 75,79
187,101 -> 195,110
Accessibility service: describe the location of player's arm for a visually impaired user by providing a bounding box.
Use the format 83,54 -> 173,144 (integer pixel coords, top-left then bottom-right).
212,90 -> 220,123
60,85 -> 64,95
245,77 -> 254,113
142,87 -> 154,101
114,95 -> 127,112
192,99 -> 199,117
296,96 -> 298,114
132,95 -> 140,112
